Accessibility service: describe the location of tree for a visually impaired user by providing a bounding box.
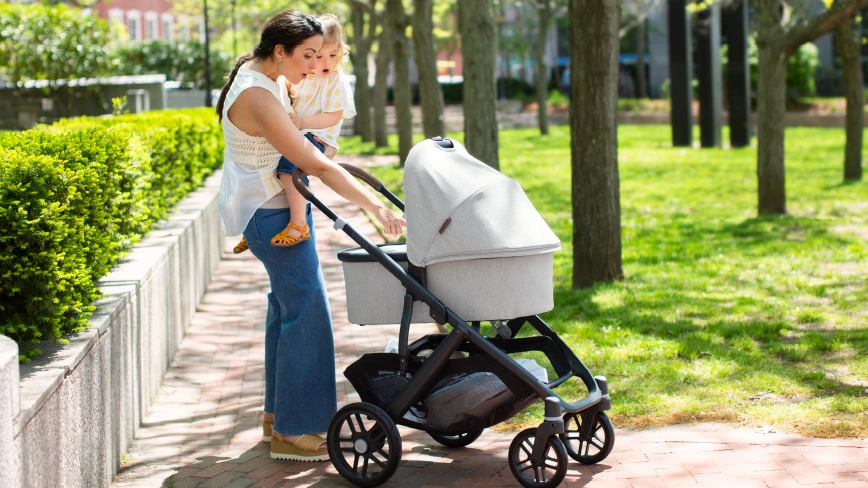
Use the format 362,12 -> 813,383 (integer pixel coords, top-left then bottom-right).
459,0 -> 499,169
412,0 -> 446,138
835,4 -> 864,181
373,21 -> 392,147
386,0 -> 413,165
0,3 -> 113,116
347,0 -> 379,142
534,0 -> 556,135
570,0 -> 624,288
753,0 -> 868,214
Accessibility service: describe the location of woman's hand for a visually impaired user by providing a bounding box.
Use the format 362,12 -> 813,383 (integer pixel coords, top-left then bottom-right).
374,206 -> 406,237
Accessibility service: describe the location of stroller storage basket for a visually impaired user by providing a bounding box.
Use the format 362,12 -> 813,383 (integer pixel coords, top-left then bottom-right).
338,244 -> 555,325
344,350 -> 536,436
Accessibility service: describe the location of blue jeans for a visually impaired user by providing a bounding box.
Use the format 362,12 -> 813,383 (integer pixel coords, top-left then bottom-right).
277,133 -> 324,177
243,205 -> 336,435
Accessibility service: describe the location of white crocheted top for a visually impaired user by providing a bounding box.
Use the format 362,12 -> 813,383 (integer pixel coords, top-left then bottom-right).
218,68 -> 293,236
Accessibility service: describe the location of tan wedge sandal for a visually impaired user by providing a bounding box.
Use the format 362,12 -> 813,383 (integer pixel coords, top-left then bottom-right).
233,238 -> 249,254
270,223 -> 310,247
262,420 -> 273,443
270,432 -> 329,461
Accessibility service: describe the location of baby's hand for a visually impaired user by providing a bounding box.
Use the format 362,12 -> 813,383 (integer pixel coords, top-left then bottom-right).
289,113 -> 302,129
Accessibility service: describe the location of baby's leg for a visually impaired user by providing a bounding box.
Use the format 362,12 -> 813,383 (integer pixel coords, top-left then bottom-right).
279,173 -> 308,232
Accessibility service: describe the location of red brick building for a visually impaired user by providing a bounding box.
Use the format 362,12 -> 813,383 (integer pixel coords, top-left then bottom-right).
89,0 -> 202,43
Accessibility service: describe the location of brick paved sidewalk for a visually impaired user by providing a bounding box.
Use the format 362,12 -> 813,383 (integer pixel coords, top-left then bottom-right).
113,155 -> 868,488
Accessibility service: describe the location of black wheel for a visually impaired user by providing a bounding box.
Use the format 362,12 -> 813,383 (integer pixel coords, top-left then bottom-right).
561,411 -> 615,464
508,428 -> 568,488
429,428 -> 484,448
327,402 -> 402,487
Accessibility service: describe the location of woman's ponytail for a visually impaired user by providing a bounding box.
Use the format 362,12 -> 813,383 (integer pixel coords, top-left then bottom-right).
216,53 -> 254,121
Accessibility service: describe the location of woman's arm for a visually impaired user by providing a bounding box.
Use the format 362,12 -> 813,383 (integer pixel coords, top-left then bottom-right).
228,88 -> 404,235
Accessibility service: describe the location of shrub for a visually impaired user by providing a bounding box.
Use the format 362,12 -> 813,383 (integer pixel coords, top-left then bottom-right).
0,108 -> 222,361
721,37 -> 820,101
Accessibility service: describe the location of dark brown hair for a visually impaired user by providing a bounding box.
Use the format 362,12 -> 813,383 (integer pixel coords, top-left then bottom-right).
216,10 -> 323,121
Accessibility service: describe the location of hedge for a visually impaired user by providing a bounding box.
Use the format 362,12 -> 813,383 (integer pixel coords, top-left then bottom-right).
0,108 -> 223,361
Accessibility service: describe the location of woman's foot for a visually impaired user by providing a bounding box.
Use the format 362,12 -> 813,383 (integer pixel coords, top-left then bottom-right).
270,431 -> 329,461
270,223 -> 310,247
233,238 -> 249,254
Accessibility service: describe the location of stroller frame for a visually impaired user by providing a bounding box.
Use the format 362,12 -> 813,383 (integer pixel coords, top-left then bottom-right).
292,138 -> 612,487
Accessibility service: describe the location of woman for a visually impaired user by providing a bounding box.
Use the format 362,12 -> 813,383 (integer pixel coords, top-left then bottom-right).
215,10 -> 404,462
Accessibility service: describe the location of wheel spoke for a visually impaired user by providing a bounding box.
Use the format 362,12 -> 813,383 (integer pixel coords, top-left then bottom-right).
361,454 -> 369,476
352,452 -> 360,472
354,413 -> 367,434
339,446 -> 355,454
588,438 -> 603,451
369,451 -> 387,469
519,439 -> 534,458
347,415 -> 359,436
518,460 -> 535,474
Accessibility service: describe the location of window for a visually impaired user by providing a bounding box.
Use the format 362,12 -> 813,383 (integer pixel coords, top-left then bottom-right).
127,10 -> 142,42
108,8 -> 124,31
161,13 -> 175,43
178,15 -> 191,42
145,12 -> 158,41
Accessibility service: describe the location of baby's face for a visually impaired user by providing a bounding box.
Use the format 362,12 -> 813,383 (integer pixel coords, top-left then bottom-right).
314,42 -> 340,77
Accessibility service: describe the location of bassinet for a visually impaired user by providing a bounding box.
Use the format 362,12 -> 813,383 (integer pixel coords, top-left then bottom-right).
339,139 -> 561,325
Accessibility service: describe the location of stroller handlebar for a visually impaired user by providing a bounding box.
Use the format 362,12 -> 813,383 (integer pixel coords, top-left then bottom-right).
291,162 -> 405,215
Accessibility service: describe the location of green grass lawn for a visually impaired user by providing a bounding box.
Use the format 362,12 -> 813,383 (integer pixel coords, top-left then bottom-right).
339,125 -> 868,438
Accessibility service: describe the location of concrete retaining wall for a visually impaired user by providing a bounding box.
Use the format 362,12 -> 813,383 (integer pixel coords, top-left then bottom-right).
0,170 -> 224,488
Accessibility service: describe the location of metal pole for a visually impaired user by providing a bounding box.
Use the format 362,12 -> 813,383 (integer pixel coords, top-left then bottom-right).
668,0 -> 693,147
203,0 -> 212,107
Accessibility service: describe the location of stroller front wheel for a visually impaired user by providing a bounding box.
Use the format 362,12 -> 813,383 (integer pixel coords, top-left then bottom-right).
508,428 -> 568,488
429,428 -> 484,448
561,411 -> 615,465
327,402 -> 402,487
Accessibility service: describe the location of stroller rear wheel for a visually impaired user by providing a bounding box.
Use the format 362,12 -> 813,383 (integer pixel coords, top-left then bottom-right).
508,428 -> 568,488
561,411 -> 615,464
429,428 -> 484,448
327,402 -> 401,487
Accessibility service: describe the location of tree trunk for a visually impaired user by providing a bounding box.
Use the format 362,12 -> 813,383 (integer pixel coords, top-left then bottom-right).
570,0 -> 623,288
535,0 -> 551,135
755,41 -> 788,215
459,0 -> 499,169
373,23 -> 392,148
387,0 -> 413,165
349,1 -> 374,142
636,20 -> 647,98
836,14 -> 863,181
412,0 -> 445,138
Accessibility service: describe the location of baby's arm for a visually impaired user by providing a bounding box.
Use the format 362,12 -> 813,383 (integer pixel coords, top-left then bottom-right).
292,110 -> 344,131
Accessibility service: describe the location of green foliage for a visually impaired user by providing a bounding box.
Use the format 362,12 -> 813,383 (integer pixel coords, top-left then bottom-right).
721,36 -> 820,99
497,77 -> 536,101
787,42 -> 819,96
112,40 -> 234,90
0,109 -> 223,361
547,89 -> 568,106
0,3 -> 113,83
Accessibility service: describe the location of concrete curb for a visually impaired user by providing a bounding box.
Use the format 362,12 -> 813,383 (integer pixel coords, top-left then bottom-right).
1,169 -> 224,488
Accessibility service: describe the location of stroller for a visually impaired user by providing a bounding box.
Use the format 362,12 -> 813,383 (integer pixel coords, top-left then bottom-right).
292,137 -> 614,488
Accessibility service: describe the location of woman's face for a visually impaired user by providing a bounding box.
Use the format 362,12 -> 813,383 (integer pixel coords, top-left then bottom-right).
314,42 -> 340,77
280,35 -> 323,84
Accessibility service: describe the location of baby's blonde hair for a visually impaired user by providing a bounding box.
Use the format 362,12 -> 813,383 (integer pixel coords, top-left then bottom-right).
315,14 -> 349,71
